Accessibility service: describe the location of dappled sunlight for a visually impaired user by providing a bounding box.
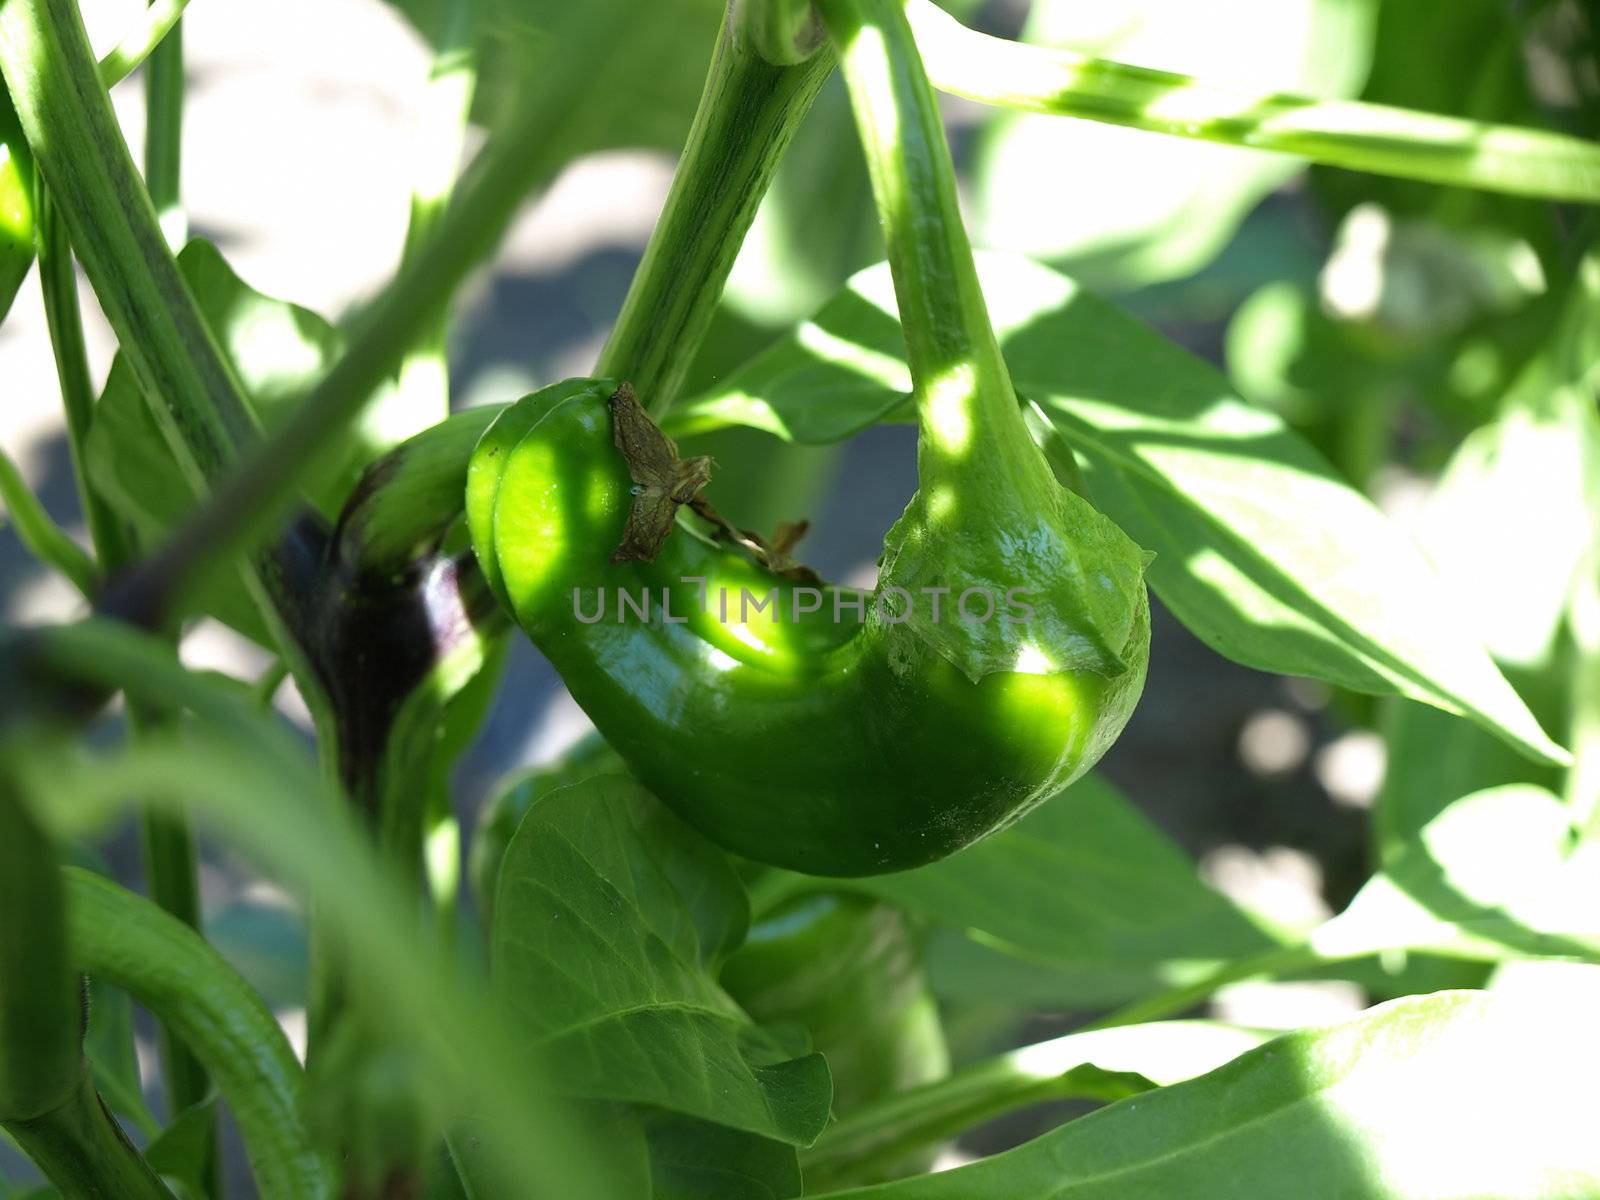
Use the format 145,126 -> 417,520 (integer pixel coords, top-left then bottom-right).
921,360 -> 975,456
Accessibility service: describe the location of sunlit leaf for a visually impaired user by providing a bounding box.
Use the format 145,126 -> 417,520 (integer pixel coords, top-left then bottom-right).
1313,784 -> 1600,963
808,989 -> 1600,1198
492,776 -> 832,1146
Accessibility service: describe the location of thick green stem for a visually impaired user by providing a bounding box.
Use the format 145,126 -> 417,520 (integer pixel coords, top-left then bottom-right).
735,0 -> 826,65
5,1073 -> 178,1200
134,24 -> 213,1166
905,0 -> 1600,205
818,0 -> 1033,487
594,4 -> 835,415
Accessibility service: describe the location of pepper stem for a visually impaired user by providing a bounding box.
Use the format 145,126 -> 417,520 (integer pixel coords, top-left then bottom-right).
595,6 -> 835,415
819,0 -> 1036,486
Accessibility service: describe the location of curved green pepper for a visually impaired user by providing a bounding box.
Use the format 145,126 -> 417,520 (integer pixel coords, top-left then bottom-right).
1,79 -> 35,321
467,0 -> 1149,876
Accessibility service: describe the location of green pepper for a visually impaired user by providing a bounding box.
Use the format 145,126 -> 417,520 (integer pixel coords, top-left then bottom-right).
1,78 -> 35,321
467,0 -> 1149,877
721,892 -> 947,1180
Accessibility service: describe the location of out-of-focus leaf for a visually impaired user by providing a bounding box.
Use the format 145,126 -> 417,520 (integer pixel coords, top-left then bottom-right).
970,0 -> 1376,290
467,0 -> 722,158
86,239 -> 425,643
492,776 -> 831,1146
672,253 -> 1568,766
1313,785 -> 1600,963
851,775 -> 1278,1006
146,1098 -> 219,1199
808,989 -> 1600,1198
1418,331 -> 1600,674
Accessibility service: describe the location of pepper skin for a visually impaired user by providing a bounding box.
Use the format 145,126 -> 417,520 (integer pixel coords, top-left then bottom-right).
0,80 -> 34,321
467,378 -> 1148,877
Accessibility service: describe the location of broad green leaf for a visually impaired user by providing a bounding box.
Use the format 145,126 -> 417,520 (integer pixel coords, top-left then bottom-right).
969,0 -> 1376,290
852,775 -> 1280,1004
85,239 -> 421,643
811,989 -> 1600,1198
491,777 -> 832,1146
644,1112 -> 801,1200
671,253 -> 1567,765
1313,785 -> 1600,964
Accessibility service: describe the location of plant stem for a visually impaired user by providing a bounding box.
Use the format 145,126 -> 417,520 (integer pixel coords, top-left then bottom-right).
135,24 -> 214,1174
1086,944 -> 1326,1029
0,440 -> 97,595
0,0 -> 328,662
98,0 -> 189,88
142,16 -> 183,246
35,180 -> 130,572
734,0 -> 826,66
905,0 -> 1600,205
5,1072 -> 178,1200
818,0 -> 1035,487
594,7 -> 834,415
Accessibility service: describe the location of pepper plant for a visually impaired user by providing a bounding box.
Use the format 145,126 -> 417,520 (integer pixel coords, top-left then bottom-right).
3,0 -> 1600,1195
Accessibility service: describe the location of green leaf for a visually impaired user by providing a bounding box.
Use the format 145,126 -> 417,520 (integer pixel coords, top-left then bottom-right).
968,0 -> 1377,290
1373,698 -> 1555,865
470,0 -> 722,157
1312,784 -> 1600,964
146,1098 -> 219,1199
809,990 -> 1600,1198
644,1112 -> 801,1200
671,253 -> 1568,766
491,776 -> 832,1146
852,774 -> 1280,1005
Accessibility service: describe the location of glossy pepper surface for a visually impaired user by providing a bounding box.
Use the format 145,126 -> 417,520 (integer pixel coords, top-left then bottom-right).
467,0 -> 1149,876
